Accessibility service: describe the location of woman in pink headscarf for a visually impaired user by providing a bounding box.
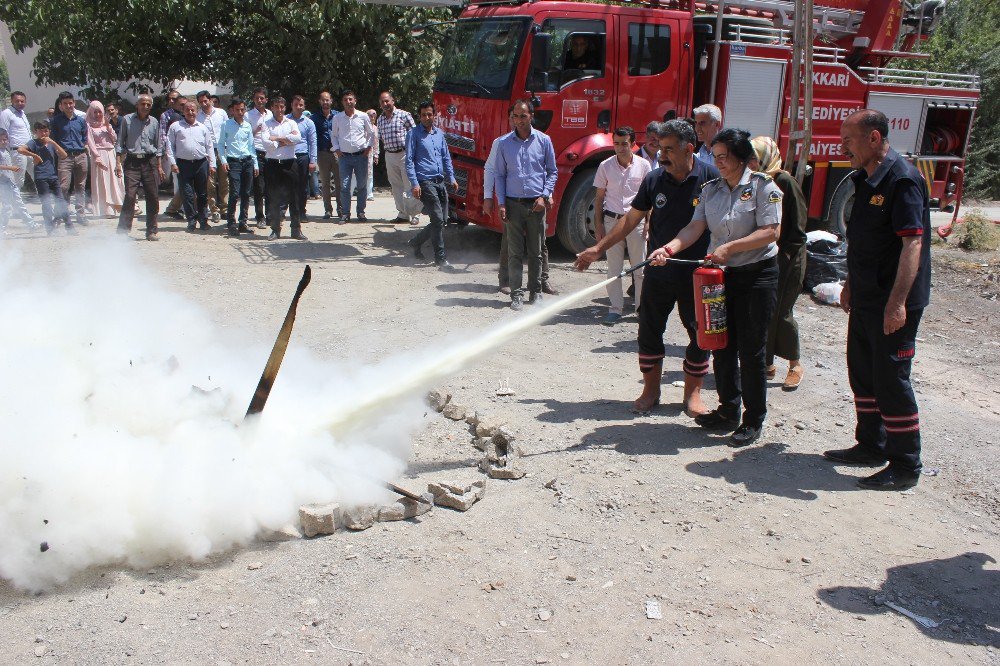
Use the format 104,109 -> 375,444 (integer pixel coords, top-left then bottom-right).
86,100 -> 124,216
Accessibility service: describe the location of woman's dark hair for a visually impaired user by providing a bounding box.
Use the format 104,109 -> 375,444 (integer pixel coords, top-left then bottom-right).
711,128 -> 754,163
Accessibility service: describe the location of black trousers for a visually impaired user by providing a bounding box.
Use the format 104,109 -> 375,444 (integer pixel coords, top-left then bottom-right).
637,272 -> 710,377
293,153 -> 310,217
265,158 -> 301,233
714,260 -> 778,428
118,156 -> 160,233
413,179 -> 449,263
176,157 -> 208,225
847,307 -> 923,473
253,150 -> 268,223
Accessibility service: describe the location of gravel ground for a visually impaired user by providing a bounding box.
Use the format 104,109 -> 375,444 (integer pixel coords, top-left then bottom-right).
1,191 -> 997,664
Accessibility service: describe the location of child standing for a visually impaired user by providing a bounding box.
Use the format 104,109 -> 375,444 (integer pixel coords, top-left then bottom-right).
18,121 -> 71,234
0,128 -> 38,233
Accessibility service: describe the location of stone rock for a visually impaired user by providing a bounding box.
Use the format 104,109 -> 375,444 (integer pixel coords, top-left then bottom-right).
465,411 -> 480,427
426,388 -> 451,412
298,503 -> 341,538
442,403 -> 467,420
475,416 -> 506,438
472,436 -> 492,451
428,480 -> 486,511
341,505 -> 379,531
34,646 -> 47,658
479,431 -> 526,480
377,493 -> 435,522
260,524 -> 303,542
247,562 -> 262,570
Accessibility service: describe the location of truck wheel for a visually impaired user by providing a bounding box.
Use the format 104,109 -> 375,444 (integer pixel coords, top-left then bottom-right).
827,174 -> 855,237
556,168 -> 598,254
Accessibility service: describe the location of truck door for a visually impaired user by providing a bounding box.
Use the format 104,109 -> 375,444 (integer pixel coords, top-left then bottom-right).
614,16 -> 682,134
526,16 -> 613,139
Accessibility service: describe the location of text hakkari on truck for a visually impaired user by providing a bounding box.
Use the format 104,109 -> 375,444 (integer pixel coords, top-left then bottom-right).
420,0 -> 980,252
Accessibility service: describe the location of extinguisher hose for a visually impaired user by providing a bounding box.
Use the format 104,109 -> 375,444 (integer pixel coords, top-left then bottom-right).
617,256 -> 706,278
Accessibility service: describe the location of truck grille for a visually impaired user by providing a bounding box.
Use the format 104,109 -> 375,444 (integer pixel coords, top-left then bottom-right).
444,132 -> 475,152
453,167 -> 468,198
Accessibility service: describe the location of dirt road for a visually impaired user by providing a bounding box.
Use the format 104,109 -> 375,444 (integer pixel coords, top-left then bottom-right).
1,193 -> 997,664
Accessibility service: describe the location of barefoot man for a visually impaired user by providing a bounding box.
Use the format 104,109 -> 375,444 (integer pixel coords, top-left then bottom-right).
575,119 -> 720,416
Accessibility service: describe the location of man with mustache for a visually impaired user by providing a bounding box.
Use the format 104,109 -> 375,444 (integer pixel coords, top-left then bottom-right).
575,119 -> 719,417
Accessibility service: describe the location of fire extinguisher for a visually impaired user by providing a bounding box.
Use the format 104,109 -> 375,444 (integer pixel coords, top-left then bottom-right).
693,258 -> 728,351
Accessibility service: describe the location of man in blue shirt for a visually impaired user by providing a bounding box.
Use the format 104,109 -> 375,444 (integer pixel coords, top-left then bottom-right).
288,95 -> 317,220
493,99 -> 558,310
405,101 -> 457,271
49,91 -> 90,225
218,97 -> 259,237
314,91 -> 341,220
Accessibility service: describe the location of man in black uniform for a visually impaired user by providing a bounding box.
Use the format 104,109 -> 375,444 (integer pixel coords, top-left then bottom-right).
563,35 -> 601,70
575,119 -> 720,416
824,109 -> 931,491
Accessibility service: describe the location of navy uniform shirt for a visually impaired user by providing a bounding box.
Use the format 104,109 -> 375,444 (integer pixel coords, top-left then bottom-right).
846,148 -> 931,311
631,158 -> 720,281
26,138 -> 58,181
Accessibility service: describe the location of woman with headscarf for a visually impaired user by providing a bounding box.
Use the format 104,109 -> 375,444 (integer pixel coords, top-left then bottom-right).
750,136 -> 808,391
85,100 -> 124,216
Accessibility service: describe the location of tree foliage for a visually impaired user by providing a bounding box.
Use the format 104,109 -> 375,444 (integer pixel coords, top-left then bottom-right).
911,0 -> 1000,198
0,0 -> 453,111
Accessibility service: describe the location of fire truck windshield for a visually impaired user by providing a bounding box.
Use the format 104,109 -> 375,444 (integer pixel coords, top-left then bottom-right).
435,18 -> 530,99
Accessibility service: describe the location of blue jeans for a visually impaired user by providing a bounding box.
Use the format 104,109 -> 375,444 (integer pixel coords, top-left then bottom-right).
338,152 -> 368,218
35,177 -> 68,229
226,157 -> 255,227
177,158 -> 208,226
413,179 -> 448,263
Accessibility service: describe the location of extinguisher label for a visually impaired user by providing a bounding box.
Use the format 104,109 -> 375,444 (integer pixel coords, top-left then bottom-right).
701,284 -> 727,334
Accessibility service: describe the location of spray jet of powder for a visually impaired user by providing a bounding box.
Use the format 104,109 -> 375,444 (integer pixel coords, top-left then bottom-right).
0,241 -> 427,591
0,238 -> 621,592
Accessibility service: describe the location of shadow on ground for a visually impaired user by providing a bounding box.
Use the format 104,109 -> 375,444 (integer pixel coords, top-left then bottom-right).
686,442 -> 861,500
819,552 -> 999,648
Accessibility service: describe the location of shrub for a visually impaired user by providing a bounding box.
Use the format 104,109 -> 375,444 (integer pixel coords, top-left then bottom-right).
957,209 -> 1000,252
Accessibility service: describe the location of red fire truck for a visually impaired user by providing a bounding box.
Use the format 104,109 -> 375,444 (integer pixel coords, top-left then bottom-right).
429,0 -> 980,251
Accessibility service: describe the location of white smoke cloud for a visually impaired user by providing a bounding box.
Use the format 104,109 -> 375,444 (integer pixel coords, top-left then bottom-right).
0,239 -> 421,591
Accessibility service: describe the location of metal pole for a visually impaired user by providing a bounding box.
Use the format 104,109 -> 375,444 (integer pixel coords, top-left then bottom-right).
795,0 -> 814,184
709,0 -> 726,105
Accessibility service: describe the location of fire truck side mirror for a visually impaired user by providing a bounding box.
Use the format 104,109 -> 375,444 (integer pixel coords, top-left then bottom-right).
531,32 -> 552,73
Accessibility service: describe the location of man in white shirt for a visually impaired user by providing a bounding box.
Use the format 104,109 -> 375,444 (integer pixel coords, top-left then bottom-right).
0,91 -> 33,189
593,126 -> 652,325
247,87 -> 273,228
330,89 -> 374,223
196,90 -> 230,223
261,96 -> 306,241
637,121 -> 661,170
166,101 -> 216,231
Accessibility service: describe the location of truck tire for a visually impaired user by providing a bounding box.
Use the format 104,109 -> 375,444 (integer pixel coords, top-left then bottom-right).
556,168 -> 598,254
827,174 -> 855,237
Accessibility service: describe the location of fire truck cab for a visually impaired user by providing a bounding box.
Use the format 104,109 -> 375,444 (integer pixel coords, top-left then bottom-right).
431,0 -> 980,252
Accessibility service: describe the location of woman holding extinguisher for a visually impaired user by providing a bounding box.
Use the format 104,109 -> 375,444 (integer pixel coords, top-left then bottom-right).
649,128 -> 782,447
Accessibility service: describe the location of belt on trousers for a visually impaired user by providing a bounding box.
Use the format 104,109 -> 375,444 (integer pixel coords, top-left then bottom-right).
126,153 -> 157,160
341,149 -> 365,156
64,149 -> 85,155
506,196 -> 542,204
602,210 -> 625,220
266,158 -> 295,165
385,148 -> 403,153
176,157 -> 206,164
725,256 -> 777,273
420,176 -> 444,184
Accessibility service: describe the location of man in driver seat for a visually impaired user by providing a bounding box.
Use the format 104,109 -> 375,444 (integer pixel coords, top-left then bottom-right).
563,35 -> 600,70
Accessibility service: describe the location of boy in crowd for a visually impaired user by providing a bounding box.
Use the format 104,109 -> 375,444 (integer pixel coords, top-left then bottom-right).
0,128 -> 38,233
19,121 -> 70,234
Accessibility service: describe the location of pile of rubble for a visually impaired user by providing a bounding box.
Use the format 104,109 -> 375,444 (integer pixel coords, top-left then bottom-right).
261,386 -> 524,542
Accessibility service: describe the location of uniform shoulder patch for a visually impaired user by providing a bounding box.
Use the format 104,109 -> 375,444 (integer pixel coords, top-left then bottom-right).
767,190 -> 782,203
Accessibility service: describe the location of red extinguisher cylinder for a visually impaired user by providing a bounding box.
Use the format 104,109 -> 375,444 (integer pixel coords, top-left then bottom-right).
693,259 -> 728,351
